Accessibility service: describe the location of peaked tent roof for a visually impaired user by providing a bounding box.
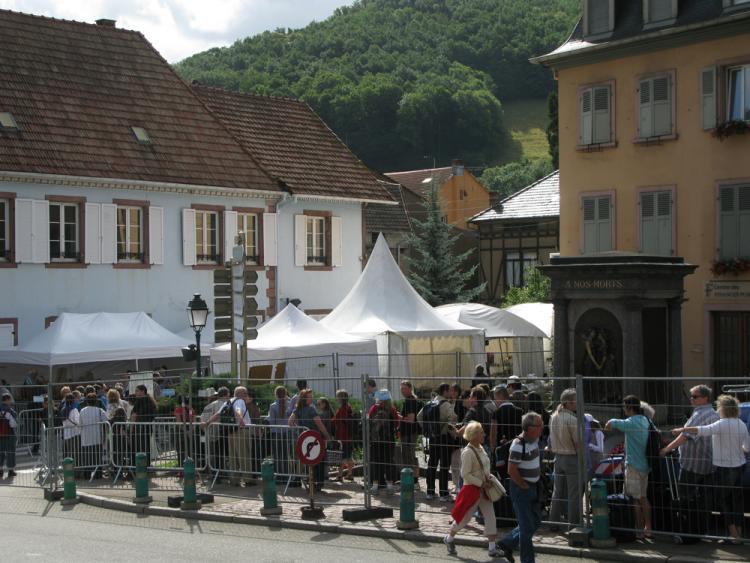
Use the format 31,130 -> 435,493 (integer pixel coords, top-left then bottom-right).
435,303 -> 547,339
0,312 -> 193,366
321,234 -> 483,337
0,10 -> 278,192
192,84 -> 393,203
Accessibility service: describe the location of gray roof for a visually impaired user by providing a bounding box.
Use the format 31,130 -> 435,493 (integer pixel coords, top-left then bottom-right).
535,1 -> 750,66
470,171 -> 559,223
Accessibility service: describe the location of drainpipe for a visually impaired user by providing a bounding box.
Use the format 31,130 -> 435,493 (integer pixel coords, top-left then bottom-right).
274,192 -> 295,315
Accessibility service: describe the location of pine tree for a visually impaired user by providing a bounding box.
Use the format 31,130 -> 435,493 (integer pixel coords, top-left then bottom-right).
407,183 -> 485,306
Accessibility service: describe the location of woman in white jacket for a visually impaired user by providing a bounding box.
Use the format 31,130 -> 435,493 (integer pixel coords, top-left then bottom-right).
443,421 -> 502,558
675,394 -> 750,544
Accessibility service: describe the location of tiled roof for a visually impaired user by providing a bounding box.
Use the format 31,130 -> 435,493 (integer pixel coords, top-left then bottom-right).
470,170 -> 559,223
192,85 -> 394,202
537,0 -> 750,63
385,167 -> 455,199
0,10 -> 278,192
364,184 -> 412,234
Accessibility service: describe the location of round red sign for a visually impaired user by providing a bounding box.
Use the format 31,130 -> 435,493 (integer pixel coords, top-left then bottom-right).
295,430 -> 326,466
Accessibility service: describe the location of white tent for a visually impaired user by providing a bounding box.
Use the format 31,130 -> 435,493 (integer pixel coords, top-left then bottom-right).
210,304 -> 378,397
504,303 -> 554,380
435,303 -> 547,338
321,234 -> 485,386
0,312 -> 194,367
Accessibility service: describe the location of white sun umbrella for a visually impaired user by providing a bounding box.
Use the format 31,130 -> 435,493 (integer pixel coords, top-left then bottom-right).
435,303 -> 547,339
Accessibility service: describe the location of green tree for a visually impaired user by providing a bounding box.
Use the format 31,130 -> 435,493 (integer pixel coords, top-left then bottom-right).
480,158 -> 552,198
546,91 -> 559,169
502,266 -> 551,307
408,183 -> 485,306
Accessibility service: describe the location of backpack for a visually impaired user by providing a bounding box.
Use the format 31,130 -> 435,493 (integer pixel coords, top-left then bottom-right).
370,406 -> 392,442
419,399 -> 445,438
645,419 -> 662,472
219,399 -> 239,426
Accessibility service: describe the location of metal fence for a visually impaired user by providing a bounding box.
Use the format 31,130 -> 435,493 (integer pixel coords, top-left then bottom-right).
2,357 -> 749,545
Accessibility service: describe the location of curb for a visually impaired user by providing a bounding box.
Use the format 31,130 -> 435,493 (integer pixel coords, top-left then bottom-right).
75,494 -> 741,563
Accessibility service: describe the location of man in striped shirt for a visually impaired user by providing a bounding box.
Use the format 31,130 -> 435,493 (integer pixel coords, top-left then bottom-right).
496,412 -> 544,563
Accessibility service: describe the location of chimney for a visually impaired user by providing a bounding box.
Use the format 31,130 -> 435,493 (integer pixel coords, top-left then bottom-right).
451,159 -> 465,176
96,18 -> 116,27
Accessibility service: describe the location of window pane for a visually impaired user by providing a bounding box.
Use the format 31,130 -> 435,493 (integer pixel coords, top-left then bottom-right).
0,201 -> 6,257
49,204 -> 60,223
64,240 -> 76,258
49,221 -> 59,242
64,204 -> 76,223
50,241 -> 60,258
64,222 -> 76,244
729,68 -> 743,121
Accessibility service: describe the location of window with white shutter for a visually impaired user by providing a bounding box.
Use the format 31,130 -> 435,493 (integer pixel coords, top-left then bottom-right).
580,85 -> 612,145
640,190 -> 673,255
148,207 -> 164,265
84,203 -> 101,264
263,212 -> 277,267
587,0 -> 613,36
638,74 -> 672,138
701,67 -> 717,130
582,195 -> 613,254
195,209 -> 220,264
719,185 -> 750,259
49,202 -> 80,262
116,206 -> 144,262
0,197 -> 10,263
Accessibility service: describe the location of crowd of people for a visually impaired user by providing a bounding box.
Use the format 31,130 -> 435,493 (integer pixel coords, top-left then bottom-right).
2,368 -> 750,562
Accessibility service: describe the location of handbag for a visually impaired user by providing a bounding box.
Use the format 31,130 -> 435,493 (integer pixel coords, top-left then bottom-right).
470,446 -> 506,501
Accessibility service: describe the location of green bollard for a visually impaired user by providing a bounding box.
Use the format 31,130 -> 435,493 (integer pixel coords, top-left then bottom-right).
260,458 -> 282,516
396,467 -> 419,530
61,457 -> 78,505
590,479 -> 616,547
133,452 -> 152,504
180,457 -> 201,510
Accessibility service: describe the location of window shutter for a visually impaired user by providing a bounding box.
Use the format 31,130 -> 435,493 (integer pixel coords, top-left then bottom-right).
14,198 -> 33,263
331,216 -> 343,267
739,186 -> 750,258
588,0 -> 610,35
596,196 -> 612,251
294,214 -> 307,266
263,212 -> 277,266
84,203 -> 101,264
149,206 -> 164,265
650,0 -> 674,22
31,199 -> 49,264
0,323 -> 14,349
638,79 -> 653,138
719,187 -> 738,259
593,86 -> 611,143
582,198 -> 597,253
640,192 -> 657,253
182,208 -> 196,266
701,67 -> 717,130
223,210 -> 237,262
656,191 -> 673,255
580,89 -> 593,145
100,203 -> 116,264
652,75 -> 672,136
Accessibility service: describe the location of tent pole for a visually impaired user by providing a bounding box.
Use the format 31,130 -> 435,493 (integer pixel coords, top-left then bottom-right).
135,358 -> 139,372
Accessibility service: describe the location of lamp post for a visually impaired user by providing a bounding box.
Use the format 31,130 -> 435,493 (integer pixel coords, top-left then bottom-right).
186,293 -> 209,462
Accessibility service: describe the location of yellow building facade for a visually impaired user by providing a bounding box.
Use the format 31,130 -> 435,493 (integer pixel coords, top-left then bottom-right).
535,1 -> 750,383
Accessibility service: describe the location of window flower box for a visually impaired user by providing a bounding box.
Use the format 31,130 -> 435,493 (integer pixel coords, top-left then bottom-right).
711,258 -> 750,276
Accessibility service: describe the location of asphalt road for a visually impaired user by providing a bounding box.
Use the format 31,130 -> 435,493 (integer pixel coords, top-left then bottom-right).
0,486 -> 605,562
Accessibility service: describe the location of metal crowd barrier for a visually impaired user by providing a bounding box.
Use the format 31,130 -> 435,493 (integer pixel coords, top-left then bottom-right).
205,422 -> 309,493
16,408 -> 44,457
40,421 -> 111,483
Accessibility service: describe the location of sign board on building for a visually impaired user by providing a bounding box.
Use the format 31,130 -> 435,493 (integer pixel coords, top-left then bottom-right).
705,280 -> 750,300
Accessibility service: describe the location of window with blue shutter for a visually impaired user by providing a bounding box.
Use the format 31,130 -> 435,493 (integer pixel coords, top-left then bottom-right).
580,85 -> 612,145
719,185 -> 750,259
639,74 -> 672,138
582,195 -> 613,253
640,190 -> 672,255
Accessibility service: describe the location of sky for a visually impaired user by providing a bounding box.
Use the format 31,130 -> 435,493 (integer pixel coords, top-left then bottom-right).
0,0 -> 351,62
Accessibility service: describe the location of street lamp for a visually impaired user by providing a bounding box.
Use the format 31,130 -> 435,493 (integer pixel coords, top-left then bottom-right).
185,293 -> 209,463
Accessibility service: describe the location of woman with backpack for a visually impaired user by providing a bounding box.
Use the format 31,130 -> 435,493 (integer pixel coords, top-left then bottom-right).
367,389 -> 400,495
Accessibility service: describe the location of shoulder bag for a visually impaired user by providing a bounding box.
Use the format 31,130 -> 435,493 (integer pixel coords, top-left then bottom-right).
469,446 -> 506,501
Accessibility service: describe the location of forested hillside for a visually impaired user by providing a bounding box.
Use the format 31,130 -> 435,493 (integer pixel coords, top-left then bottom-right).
175,0 -> 578,172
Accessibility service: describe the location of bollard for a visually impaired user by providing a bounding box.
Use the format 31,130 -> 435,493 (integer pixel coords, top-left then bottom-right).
133,452 -> 152,504
260,458 -> 282,516
61,457 -> 78,505
396,467 -> 419,530
180,457 -> 201,510
589,479 -> 616,547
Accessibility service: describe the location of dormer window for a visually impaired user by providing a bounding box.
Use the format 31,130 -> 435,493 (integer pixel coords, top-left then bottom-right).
585,0 -> 614,38
0,112 -> 19,131
131,126 -> 152,145
643,0 -> 677,27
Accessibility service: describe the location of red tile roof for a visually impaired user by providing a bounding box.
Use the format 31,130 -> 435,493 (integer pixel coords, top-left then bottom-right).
192,85 -> 394,202
364,184 -> 412,234
0,10 -> 278,192
385,167 -> 456,199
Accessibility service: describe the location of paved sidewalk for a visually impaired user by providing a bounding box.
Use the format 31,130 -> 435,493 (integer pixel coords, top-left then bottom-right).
56,473 -> 747,563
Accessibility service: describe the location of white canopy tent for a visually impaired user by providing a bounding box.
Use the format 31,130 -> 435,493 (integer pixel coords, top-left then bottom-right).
503,302 -> 555,380
321,234 -> 485,388
435,303 -> 547,338
0,312 -> 198,382
210,304 -> 377,398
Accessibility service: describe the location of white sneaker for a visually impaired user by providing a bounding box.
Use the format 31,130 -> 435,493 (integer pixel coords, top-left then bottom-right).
369,484 -> 379,495
439,494 -> 454,503
386,483 -> 396,495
